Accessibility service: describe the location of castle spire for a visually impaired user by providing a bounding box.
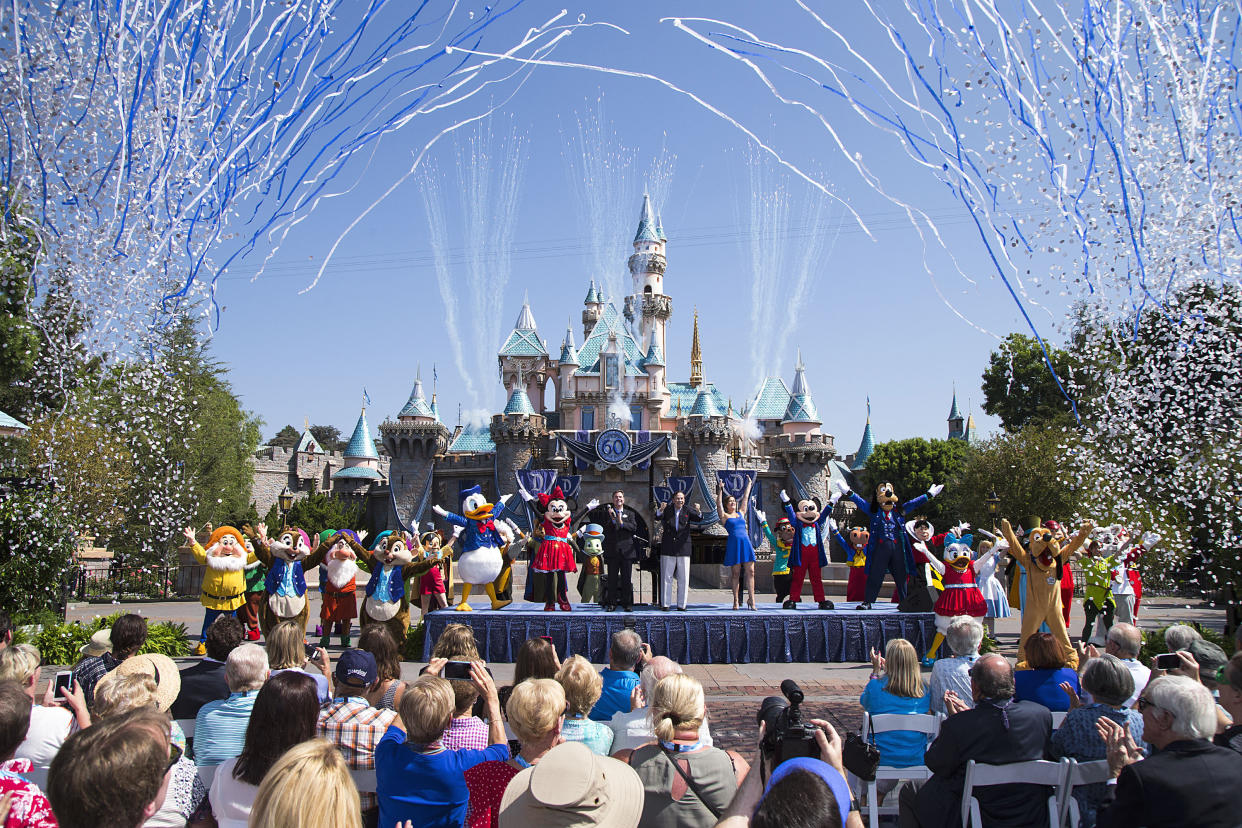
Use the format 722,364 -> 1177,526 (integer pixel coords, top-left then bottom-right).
634,193 -> 659,244
689,309 -> 703,388
851,399 -> 876,471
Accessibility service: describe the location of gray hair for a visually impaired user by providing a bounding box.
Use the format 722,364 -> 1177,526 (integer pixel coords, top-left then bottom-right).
224,643 -> 269,692
1107,623 -> 1142,658
1145,675 -> 1217,740
1164,625 -> 1202,653
946,617 -> 984,657
609,629 -> 643,670
639,656 -> 683,702
1080,655 -> 1135,707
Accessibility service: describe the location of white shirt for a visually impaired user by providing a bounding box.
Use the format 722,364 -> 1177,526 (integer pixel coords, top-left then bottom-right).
606,707 -> 713,753
16,704 -> 73,767
209,757 -> 259,828
1122,658 -> 1150,708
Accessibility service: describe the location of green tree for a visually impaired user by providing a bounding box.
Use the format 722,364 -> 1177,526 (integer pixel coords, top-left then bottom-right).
268,425 -> 300,449
981,333 -> 1082,433
0,201 -> 40,420
0,484 -> 77,618
857,438 -> 969,525
23,415 -> 133,536
309,424 -> 345,452
261,488 -> 365,537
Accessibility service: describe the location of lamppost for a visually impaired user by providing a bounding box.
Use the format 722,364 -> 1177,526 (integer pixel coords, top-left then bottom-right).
985,489 -> 1001,531
278,486 -> 294,528
729,444 -> 742,470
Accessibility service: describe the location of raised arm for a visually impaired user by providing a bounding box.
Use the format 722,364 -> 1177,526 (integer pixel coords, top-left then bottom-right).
184,527 -> 208,565
972,538 -> 1007,574
1061,521 -> 1095,560
242,523 -> 274,566
715,481 -> 727,524
737,478 -> 754,518
1000,519 -> 1031,567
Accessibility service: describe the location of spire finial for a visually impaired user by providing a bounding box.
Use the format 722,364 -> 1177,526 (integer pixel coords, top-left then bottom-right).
689,308 -> 703,388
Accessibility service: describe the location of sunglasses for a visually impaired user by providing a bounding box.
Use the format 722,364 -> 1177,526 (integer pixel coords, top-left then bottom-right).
166,741 -> 183,774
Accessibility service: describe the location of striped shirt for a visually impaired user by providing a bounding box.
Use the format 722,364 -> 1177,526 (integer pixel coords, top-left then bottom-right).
318,697 -> 397,813
193,690 -> 259,768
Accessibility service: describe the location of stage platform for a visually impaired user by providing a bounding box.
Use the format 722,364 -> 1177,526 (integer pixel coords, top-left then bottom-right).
422,602 -> 936,664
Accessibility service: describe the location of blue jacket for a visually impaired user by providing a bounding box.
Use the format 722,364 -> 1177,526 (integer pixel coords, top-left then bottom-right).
365,563 -> 405,602
265,558 -> 306,597
442,511 -> 505,552
782,503 -> 831,568
848,492 -> 929,576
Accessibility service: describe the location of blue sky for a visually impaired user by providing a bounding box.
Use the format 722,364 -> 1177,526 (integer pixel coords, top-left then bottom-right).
208,1 -> 1072,450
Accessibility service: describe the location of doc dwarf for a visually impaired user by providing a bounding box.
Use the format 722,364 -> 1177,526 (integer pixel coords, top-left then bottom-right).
839,480 -> 944,609
1001,517 -> 1092,669
244,523 -> 329,638
828,518 -> 870,602
316,529 -> 366,649
778,490 -> 836,610
351,529 -> 436,643
184,525 -> 257,655
917,528 -> 1001,665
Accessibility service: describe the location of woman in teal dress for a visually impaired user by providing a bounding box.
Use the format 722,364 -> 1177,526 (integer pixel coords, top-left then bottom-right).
717,478 -> 756,610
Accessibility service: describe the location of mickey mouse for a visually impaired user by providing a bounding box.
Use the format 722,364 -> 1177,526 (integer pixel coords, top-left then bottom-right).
779,490 -> 836,610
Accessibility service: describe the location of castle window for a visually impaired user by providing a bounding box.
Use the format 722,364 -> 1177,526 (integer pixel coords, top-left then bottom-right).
604,354 -> 619,390
644,285 -> 652,294
629,404 -> 643,430
581,407 -> 595,431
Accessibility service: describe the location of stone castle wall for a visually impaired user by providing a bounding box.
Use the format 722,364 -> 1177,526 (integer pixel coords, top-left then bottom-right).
250,445 -> 390,516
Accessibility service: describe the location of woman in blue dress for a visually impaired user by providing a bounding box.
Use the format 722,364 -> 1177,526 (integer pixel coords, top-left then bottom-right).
717,478 -> 756,610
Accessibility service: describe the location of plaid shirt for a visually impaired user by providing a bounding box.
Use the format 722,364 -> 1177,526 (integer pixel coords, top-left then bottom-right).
317,697 -> 397,813
442,716 -> 489,751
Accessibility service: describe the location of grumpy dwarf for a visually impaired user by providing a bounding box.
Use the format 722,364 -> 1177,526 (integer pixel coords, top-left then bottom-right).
778,489 -> 836,611
840,479 -> 944,610
828,519 -> 870,602
184,525 -> 257,655
317,529 -> 365,649
354,529 -> 435,643
244,522 -> 329,638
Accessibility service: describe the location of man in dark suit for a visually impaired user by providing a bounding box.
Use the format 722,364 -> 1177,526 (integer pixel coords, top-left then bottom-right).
170,614 -> 243,721
656,490 -> 701,611
899,653 -> 1053,828
601,490 -> 641,612
1095,674 -> 1242,828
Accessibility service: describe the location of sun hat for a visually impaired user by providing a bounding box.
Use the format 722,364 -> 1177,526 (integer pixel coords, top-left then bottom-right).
498,740 -> 643,828
79,629 -> 112,659
104,653 -> 182,713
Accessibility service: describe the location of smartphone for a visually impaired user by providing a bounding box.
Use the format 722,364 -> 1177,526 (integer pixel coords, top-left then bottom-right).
53,671 -> 72,700
1154,652 -> 1181,670
304,643 -> 321,661
443,660 -> 473,681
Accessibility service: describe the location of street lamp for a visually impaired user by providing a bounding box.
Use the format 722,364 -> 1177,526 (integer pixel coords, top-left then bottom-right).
729,444 -> 742,469
278,486 -> 294,527
985,489 -> 1000,530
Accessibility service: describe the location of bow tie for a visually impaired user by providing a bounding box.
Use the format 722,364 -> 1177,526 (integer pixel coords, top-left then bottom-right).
477,519 -> 495,534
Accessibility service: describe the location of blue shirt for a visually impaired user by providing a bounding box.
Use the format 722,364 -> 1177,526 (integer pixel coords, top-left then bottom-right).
562,715 -> 615,755
193,690 -> 259,767
589,668 -> 641,722
1014,668 -> 1080,712
375,725 -> 508,828
859,677 -> 931,767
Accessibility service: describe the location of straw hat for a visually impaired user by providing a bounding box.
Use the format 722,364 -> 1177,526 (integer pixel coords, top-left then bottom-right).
105,653 -> 182,713
499,741 -> 643,828
79,629 -> 112,659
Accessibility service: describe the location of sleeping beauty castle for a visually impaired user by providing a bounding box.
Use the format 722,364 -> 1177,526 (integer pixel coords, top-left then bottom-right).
253,197 -> 973,564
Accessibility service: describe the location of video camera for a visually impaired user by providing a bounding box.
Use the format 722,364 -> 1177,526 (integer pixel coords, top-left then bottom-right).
756,679 -> 820,766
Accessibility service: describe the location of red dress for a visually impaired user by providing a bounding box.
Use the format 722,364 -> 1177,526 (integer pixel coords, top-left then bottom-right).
532,520 -> 577,573
464,760 -> 521,828
933,565 -> 986,617
1059,566 -> 1075,626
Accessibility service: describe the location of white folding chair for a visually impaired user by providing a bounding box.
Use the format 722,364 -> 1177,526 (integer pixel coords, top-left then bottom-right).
960,757 -> 1069,828
1050,711 -> 1068,730
175,718 -> 196,739
1058,759 -> 1110,827
195,763 -> 217,789
858,712 -> 942,828
351,768 -> 377,793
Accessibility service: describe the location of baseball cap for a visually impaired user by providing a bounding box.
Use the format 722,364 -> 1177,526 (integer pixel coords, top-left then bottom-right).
334,649 -> 378,688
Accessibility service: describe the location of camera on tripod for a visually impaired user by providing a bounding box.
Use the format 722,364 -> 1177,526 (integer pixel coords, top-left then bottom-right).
756,679 -> 820,766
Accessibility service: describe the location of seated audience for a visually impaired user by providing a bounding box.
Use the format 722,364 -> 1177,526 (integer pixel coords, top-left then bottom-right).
608,656 -> 713,752
171,615 -> 243,721
318,649 -> 397,822
267,619 -> 332,703
358,625 -> 407,711
248,737 -> 362,828
1102,623 -> 1148,707
619,673 -> 747,828
497,740 -> 643,828
860,639 -> 931,797
0,679 -> 57,828
590,629 -> 645,722
376,661 -> 508,828
90,670 -> 203,828
443,670 -> 488,750
1014,632 -> 1080,711
193,643 -> 267,767
1164,624 -> 1203,653
48,708 -> 176,828
497,637 -> 559,713
1095,675 -> 1242,828
210,670 -> 320,828
1050,655 -> 1142,828
1214,652 -> 1242,753
928,617 -> 982,717
900,653 -> 1053,828
465,679 -> 566,828
72,613 -> 147,707
431,623 -> 482,662
558,655 -> 616,755
0,644 -> 89,767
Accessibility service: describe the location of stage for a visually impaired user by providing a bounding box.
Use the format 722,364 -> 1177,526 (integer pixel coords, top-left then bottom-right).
422,602 -> 936,664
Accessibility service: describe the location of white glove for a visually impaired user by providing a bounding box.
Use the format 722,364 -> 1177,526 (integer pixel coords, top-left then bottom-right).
432,505 -> 448,517
516,476 -> 534,501
754,508 -> 767,523
779,489 -> 791,504
833,480 -> 851,497
586,497 -> 600,511
452,525 -> 465,538
1141,531 -> 1161,549
357,530 -> 368,543
498,493 -> 513,506
928,483 -> 945,498
827,517 -> 838,533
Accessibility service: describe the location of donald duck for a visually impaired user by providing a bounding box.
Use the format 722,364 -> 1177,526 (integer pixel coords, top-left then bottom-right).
433,485 -> 515,611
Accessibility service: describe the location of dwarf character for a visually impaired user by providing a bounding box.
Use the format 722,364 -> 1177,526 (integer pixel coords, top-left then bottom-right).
317,529 -> 366,648
184,525 -> 257,655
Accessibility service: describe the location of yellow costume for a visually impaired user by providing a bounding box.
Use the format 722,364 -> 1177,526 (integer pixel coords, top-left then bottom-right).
191,528 -> 257,611
1001,518 -> 1092,669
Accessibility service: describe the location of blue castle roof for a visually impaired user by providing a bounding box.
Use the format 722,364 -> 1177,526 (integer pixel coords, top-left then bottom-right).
667,382 -> 728,417
584,280 -> 601,305
295,429 -> 322,454
343,410 -> 379,459
333,465 -> 382,480
499,298 -> 547,358
746,377 -> 792,421
503,386 -> 537,416
574,303 -> 645,377
642,340 -> 665,367
782,352 -> 820,424
851,419 -> 875,471
398,370 -> 436,419
559,325 -> 579,365
689,386 -> 720,417
634,194 -> 660,243
449,424 -> 495,453
949,391 -> 963,421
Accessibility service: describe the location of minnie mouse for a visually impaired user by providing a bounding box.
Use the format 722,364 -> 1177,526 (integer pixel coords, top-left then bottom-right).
517,481 -> 581,612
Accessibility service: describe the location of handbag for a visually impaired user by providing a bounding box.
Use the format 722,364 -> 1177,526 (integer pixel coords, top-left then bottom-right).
825,708 -> 881,781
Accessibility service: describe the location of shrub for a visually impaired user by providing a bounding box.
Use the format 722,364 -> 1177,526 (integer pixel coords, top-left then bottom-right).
1138,623 -> 1231,668
33,612 -> 190,666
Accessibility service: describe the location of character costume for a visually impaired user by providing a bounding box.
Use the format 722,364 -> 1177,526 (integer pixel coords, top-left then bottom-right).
432,485 -> 514,611
919,529 -> 999,664
318,528 -> 361,648
780,490 -> 835,610
1001,518 -> 1092,669
841,480 -> 942,608
354,530 -> 435,642
189,525 -> 257,653
244,524 -> 329,638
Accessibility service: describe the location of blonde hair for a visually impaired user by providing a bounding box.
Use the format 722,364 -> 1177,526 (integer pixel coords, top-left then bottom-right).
556,655 -> 603,716
248,738 -> 361,828
650,673 -> 706,744
399,675 -> 454,744
431,624 -> 481,661
883,639 -> 926,699
267,621 -> 308,670
92,673 -> 158,720
0,645 -> 40,684
506,679 -> 565,745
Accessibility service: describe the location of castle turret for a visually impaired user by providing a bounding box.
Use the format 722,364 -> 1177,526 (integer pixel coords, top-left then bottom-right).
491,375 -> 548,512
582,279 -> 603,340
642,338 -> 666,421
676,370 -> 729,536
556,323 -> 579,413
397,367 -> 436,424
689,309 -> 703,389
382,377 -> 451,528
499,293 -> 551,414
948,389 -> 965,440
963,412 -> 977,444
771,355 -> 835,511
851,401 -> 875,471
624,194 -> 671,361
780,350 -> 821,436
333,409 -> 385,497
